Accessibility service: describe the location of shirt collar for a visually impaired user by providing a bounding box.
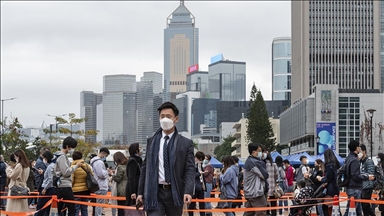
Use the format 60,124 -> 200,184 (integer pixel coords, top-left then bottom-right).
162,131 -> 175,140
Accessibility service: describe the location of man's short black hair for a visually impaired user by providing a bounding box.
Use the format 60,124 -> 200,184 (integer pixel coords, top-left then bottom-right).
195,151 -> 205,161
232,155 -> 239,163
300,156 -> 307,162
62,136 -> 77,149
348,140 -> 360,152
360,144 -> 367,152
157,102 -> 179,116
99,147 -> 110,155
283,159 -> 290,164
248,143 -> 262,155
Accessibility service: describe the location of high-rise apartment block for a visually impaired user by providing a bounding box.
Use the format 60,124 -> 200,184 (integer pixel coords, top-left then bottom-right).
164,0 -> 199,102
208,60 -> 246,101
272,37 -> 291,102
291,1 -> 382,103
80,91 -> 102,143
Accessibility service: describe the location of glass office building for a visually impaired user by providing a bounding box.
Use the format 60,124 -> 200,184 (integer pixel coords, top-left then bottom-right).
272,37 -> 291,102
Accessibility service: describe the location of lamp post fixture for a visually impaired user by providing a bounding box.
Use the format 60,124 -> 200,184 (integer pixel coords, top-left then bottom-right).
288,142 -> 291,155
366,109 -> 376,159
47,114 -> 67,146
316,136 -> 320,155
1,97 -> 17,148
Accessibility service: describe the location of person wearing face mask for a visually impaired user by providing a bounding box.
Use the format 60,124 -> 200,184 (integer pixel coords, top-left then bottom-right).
358,144 -> 376,216
35,151 -> 56,216
90,147 -> 110,216
243,143 -> 269,216
201,154 -> 213,214
125,143 -> 142,207
137,102 -> 195,216
6,149 -> 30,213
295,156 -> 309,185
53,136 -> 84,216
343,140 -> 375,216
188,151 -> 206,216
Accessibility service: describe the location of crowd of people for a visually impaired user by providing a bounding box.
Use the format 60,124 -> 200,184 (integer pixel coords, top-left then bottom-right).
0,102 -> 383,216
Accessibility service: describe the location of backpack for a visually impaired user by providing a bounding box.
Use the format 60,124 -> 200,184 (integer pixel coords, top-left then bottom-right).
52,154 -> 63,187
373,165 -> 384,190
337,159 -> 351,188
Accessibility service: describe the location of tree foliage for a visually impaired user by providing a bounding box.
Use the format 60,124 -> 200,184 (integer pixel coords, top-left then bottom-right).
246,83 -> 276,152
214,135 -> 236,160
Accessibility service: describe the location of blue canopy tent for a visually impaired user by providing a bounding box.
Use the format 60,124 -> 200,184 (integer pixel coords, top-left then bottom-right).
288,152 -> 315,166
271,151 -> 283,161
210,157 -> 223,168
238,159 -> 245,167
313,150 -> 345,166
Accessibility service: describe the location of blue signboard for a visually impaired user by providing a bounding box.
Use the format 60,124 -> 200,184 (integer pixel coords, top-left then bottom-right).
316,122 -> 336,155
210,54 -> 224,64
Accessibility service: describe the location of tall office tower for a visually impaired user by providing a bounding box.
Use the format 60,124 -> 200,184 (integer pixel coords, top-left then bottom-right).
381,1 -> 384,92
208,60 -> 246,101
153,93 -> 163,132
103,74 -> 136,145
135,81 -> 154,147
140,71 -> 163,94
272,37 -> 292,102
80,91 -> 102,143
164,0 -> 199,102
291,1 -> 382,103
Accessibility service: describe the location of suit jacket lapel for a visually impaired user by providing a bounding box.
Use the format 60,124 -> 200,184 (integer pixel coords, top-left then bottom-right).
170,134 -> 178,166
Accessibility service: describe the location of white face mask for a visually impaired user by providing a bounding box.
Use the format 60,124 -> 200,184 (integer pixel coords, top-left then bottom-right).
358,152 -> 363,159
160,118 -> 174,131
257,152 -> 263,158
378,158 -> 381,163
68,149 -> 74,155
262,153 -> 267,160
43,159 -> 48,164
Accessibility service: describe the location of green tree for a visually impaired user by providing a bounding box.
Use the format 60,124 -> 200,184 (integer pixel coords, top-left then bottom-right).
246,83 -> 276,152
43,113 -> 100,158
0,117 -> 40,161
214,135 -> 236,160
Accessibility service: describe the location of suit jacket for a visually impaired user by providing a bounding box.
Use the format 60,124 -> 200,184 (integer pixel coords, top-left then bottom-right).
138,128 -> 195,209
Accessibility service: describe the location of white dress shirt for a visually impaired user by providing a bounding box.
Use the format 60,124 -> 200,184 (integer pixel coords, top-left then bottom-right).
158,131 -> 174,185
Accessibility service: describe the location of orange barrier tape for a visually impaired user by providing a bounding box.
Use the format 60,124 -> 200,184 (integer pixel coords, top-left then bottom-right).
0,198 -> 53,216
58,198 -> 142,210
74,194 -> 126,200
185,198 -> 349,212
0,195 -> 52,199
190,196 -> 335,203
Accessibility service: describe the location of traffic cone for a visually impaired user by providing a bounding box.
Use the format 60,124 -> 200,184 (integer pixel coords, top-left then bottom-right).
49,195 -> 59,216
331,195 -> 340,216
348,196 -> 356,216
310,206 -> 317,216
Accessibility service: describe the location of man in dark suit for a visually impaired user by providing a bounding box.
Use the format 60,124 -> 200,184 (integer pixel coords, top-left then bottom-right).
137,102 -> 195,216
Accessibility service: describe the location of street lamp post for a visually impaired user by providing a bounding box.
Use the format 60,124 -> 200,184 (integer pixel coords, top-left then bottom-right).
288,142 -> 291,155
316,136 -> 320,155
366,109 -> 376,159
1,97 -> 17,148
47,114 -> 67,146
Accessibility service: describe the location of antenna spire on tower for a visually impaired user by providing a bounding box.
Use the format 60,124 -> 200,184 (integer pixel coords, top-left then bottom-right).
180,0 -> 184,6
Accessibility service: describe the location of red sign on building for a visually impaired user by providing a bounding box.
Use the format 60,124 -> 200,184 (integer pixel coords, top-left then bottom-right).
188,64 -> 199,73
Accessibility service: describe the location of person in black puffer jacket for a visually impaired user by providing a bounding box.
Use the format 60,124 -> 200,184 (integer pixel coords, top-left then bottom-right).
317,149 -> 340,216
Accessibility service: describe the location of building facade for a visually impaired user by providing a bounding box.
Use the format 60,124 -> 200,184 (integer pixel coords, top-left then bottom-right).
381,0 -> 384,92
103,74 -> 136,145
208,60 -> 246,101
135,82 -> 154,148
280,84 -> 384,158
291,1 -> 382,103
272,37 -> 291,102
164,1 -> 199,102
186,71 -> 208,98
80,91 -> 102,143
140,71 -> 163,94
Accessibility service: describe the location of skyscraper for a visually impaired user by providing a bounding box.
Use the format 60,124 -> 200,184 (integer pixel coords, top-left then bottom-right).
272,37 -> 291,102
381,0 -> 384,92
164,0 -> 199,102
140,71 -> 163,94
80,91 -> 102,143
103,74 -> 136,145
135,81 -> 154,147
208,60 -> 246,101
291,1 -> 382,103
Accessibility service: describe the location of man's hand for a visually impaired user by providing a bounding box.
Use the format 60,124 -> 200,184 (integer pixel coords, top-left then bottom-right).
78,161 -> 84,166
184,194 -> 192,204
38,168 -> 44,175
368,175 -> 375,181
42,189 -> 46,195
131,193 -> 136,200
137,195 -> 143,204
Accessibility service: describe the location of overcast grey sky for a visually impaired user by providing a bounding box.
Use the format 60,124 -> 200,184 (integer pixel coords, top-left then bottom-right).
1,1 -> 291,127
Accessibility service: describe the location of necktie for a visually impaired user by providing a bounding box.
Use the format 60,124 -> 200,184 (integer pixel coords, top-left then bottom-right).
163,135 -> 171,184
